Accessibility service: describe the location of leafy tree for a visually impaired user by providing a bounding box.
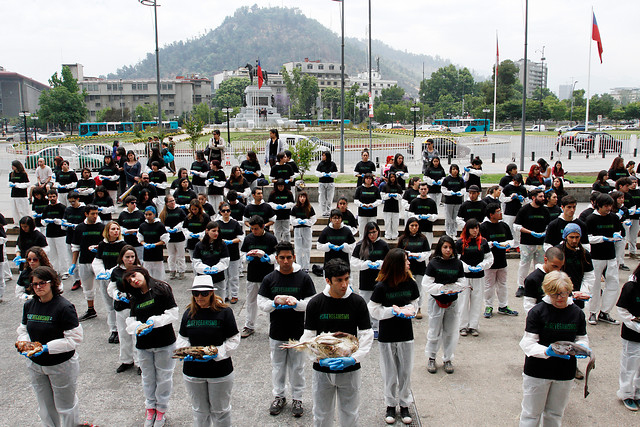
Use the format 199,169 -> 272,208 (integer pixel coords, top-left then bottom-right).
588,93 -> 617,120
484,60 -> 521,104
38,66 -> 88,134
546,98 -> 568,122
379,85 -> 405,105
183,118 -> 204,155
610,108 -> 625,121
282,66 -> 319,118
289,138 -> 318,179
373,102 -> 390,124
213,78 -> 250,108
192,103 -> 213,124
420,65 -> 474,105
97,107 -> 131,122
321,88 -> 341,118
133,103 -> 165,121
624,103 -> 640,121
570,89 -> 586,108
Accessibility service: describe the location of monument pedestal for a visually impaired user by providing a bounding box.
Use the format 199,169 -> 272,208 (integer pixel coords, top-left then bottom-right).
229,85 -> 297,129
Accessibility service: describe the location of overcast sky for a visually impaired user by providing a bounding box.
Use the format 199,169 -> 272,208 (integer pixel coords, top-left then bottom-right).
3,0 -> 637,96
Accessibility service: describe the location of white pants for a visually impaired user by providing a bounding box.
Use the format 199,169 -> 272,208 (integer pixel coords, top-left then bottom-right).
485,268 -> 509,308
143,260 -> 165,282
426,298 -> 459,362
428,193 -> 442,205
414,274 -> 424,308
0,261 -> 5,299
49,237 -> 70,276
78,263 -> 96,301
155,197 -> 165,216
208,195 -> 224,213
444,204 -> 460,238
134,246 -> 144,262
358,216 -> 377,240
294,227 -> 312,271
518,245 -> 544,288
503,215 -> 520,248
27,354 -> 79,427
58,192 -> 68,207
108,190 -> 118,205
318,183 -> 335,216
589,258 -> 619,314
245,281 -> 260,329
223,260 -> 240,299
183,372 -> 234,427
193,185 -> 207,197
458,277 -> 484,330
98,280 -> 116,332
274,219 -> 290,243
116,309 -> 138,365
628,219 -> 639,256
12,197 -> 31,224
167,242 -> 186,274
616,238 -> 626,267
312,370 -> 361,427
383,211 -> 400,240
618,339 -> 640,401
4,260 -> 11,280
137,343 -> 176,413
359,289 -> 379,331
270,338 -> 306,400
519,373 -> 573,427
379,341 -> 414,407
425,232 -> 434,251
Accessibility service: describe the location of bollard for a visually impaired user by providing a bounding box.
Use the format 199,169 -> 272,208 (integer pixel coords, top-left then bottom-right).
447,154 -> 452,165
586,151 -> 589,159
470,153 -> 474,163
531,152 -> 535,161
635,148 -> 638,157
550,151 -> 554,160
376,157 -> 380,169
602,149 -> 606,159
568,151 -> 572,160
491,153 -> 496,163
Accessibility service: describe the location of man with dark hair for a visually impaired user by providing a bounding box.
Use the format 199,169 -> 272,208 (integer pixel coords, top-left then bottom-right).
71,205 -> 105,321
129,172 -> 158,202
523,247 -> 565,314
300,258 -> 373,426
258,242 -> 316,417
283,150 -> 300,181
514,189 -> 551,298
240,215 -> 278,338
408,182 -> 438,246
544,195 -> 589,251
579,192 -> 599,223
499,163 -> 519,189
456,185 -> 487,227
226,190 -> 246,224
316,209 -> 356,265
62,192 -> 85,290
118,195 -> 145,260
206,159 -> 227,211
270,152 -> 295,186
243,187 -> 275,229
148,161 -> 168,212
479,204 -> 518,318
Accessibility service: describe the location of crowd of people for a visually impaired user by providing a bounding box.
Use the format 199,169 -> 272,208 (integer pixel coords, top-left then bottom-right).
8,132 -> 640,426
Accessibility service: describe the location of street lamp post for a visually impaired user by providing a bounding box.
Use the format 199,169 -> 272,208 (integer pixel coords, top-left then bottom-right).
410,105 -> 420,138
32,115 -> 39,142
19,111 -> 30,151
538,46 -> 545,131
482,108 -> 490,136
139,0 -> 163,134
222,108 -> 233,147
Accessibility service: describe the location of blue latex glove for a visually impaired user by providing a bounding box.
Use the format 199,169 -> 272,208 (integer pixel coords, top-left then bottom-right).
336,244 -> 345,252
328,243 -> 339,251
149,182 -> 157,187
464,167 -> 470,172
436,180 -> 443,185
179,204 -> 189,209
223,239 -> 233,245
545,345 -> 571,360
96,272 -> 111,280
137,320 -> 154,336
276,205 -> 285,210
246,255 -> 254,261
43,218 -> 55,224
517,195 -> 525,202
33,213 -> 42,219
190,171 -> 197,176
273,302 -> 296,310
23,344 -> 48,358
297,219 -> 304,225
9,182 -> 15,188
492,241 -> 510,250
530,231 -> 545,239
167,227 -> 177,234
630,208 -> 637,215
362,205 -> 373,210
452,192 -> 462,196
189,233 -> 200,239
574,346 -> 592,359
613,232 -> 623,241
366,261 -> 379,269
407,255 -> 418,260
204,266 -> 219,275
602,236 -> 613,242
89,247 -> 98,253
468,266 -> 482,273
624,220 -> 632,227
184,354 -> 217,362
97,207 -> 103,212
13,256 -> 25,266
319,357 -> 356,371
68,264 -> 76,275
207,178 -> 215,183
143,243 -> 156,250
259,254 -> 270,263
392,308 -> 411,319
618,209 -> 625,217
116,292 -> 130,304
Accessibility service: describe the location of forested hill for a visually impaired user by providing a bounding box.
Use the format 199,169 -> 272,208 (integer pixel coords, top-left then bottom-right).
106,5 -> 451,95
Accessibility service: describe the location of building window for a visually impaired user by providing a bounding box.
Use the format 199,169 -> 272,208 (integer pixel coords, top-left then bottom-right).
95,103 -> 101,107
307,64 -> 313,70
333,82 -> 337,86
90,111 -> 96,116
329,65 -> 335,70
318,64 -> 324,70
169,102 -> 174,107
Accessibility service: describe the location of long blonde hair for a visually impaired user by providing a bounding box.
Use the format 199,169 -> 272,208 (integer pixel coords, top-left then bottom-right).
187,292 -> 228,317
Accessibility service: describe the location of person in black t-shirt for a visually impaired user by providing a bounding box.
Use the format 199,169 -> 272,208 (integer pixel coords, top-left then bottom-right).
216,202 -> 244,303
270,152 -> 295,188
518,271 -> 588,425
408,182 -> 438,245
123,266 -> 178,426
624,176 -> 640,259
190,150 -> 210,196
368,249 -> 420,424
290,192 -> 317,272
9,160 -> 31,223
456,185 -> 487,228
336,197 -> 359,237
43,189 -> 71,279
192,221 -> 230,300
317,209 -> 356,265
423,156 -> 446,206
423,235 -> 466,374
176,275 -> 240,425
268,179 -> 295,243
299,259 -> 373,427
499,173 -> 527,249
354,149 -> 376,187
354,173 -> 382,238
17,266 -> 83,427
206,159 -> 226,211
315,150 -> 339,217
545,190 -> 562,222
462,157 -> 483,191
615,265 -> 640,410
480,204 -> 518,319
137,206 -> 169,281
441,164 -> 466,238
397,217 -> 431,319
159,195 -> 187,280
523,247 -> 565,315
257,242 -> 317,417
380,172 -> 403,240
482,185 -> 501,206
544,195 -> 589,252
243,187 -> 276,230
555,223 -> 595,312
498,163 -> 518,189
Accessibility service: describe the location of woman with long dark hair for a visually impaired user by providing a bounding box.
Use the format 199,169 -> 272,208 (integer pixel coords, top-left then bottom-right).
592,170 -> 613,194
397,217 -> 431,319
265,129 -> 284,167
190,150 -> 210,195
98,155 -> 120,203
455,219 -> 493,337
537,158 -> 552,186
124,150 -> 142,189
551,161 -> 566,180
216,202 -> 244,303
159,195 -> 187,280
381,171 -> 403,240
93,185 -> 116,222
240,150 -> 263,186
15,246 -> 53,301
137,206 -> 169,281
177,275 -> 240,426
170,168 -> 192,191
351,221 -> 390,336
124,266 -> 178,427
354,149 -> 376,187
290,191 -> 316,272
609,156 -> 629,183
193,221 -> 230,300
315,150 -> 339,217
146,146 -> 165,171
225,166 -> 251,203
14,216 -> 48,270
423,235 -> 465,374
183,200 -> 211,264
551,177 -> 568,202
354,173 -> 382,238
54,160 -> 78,206
9,160 -> 31,222
16,266 -> 83,427
424,156 -> 446,206
172,177 -> 198,212
441,164 -> 465,238
368,248 -> 420,424
31,186 -> 48,228
388,153 -> 410,190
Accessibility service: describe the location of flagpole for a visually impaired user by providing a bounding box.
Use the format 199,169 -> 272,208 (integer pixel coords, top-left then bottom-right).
493,30 -> 498,131
339,0 -> 345,173
585,8 -> 593,132
519,0 -> 528,172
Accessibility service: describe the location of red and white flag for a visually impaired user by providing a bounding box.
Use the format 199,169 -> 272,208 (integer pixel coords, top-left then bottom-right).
257,60 -> 264,89
592,12 -> 603,63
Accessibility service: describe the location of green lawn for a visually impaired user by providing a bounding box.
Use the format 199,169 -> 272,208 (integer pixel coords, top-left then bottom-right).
298,173 -> 594,184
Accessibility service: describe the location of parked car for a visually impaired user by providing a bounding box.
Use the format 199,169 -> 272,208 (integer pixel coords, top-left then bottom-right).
24,145 -> 103,170
554,125 -> 570,132
621,124 -> 639,130
498,125 -> 514,131
600,125 -> 615,131
568,125 -> 585,132
279,134 -> 334,153
569,132 -> 623,153
80,143 -> 112,158
42,132 -> 67,141
411,136 -> 471,158
526,124 -> 546,132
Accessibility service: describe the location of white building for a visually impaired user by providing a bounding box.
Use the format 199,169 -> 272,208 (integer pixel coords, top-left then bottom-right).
349,70 -> 398,97
610,87 -> 640,106
558,84 -> 574,101
515,59 -> 548,98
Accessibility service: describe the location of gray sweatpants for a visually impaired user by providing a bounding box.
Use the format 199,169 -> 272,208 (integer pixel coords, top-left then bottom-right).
270,338 -> 306,400
274,219 -> 290,243
458,277 -> 484,330
223,260 -> 240,299
444,204 -> 460,238
379,341 -> 415,407
359,289 -> 379,331
78,263 -> 96,301
590,258 -> 619,314
519,373 -> 573,427
485,268 -> 509,308
116,309 -> 137,365
618,338 -> 640,401
425,298 -> 459,362
137,343 -> 176,412
628,219 -> 639,255
245,281 -> 260,329
98,279 -> 116,332
318,182 -> 335,216
27,354 -> 79,427
312,369 -> 361,427
167,242 -> 186,274
183,372 -> 234,427
294,227 -> 312,271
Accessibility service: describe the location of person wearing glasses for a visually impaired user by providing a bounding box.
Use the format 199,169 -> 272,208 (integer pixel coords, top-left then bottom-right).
16,266 -> 84,427
216,202 -> 244,304
519,271 -> 589,426
15,247 -> 54,301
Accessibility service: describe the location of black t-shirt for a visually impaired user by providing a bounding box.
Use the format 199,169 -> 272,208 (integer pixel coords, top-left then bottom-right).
592,182 -> 612,194
244,203 -> 275,225
17,230 -> 48,256
63,205 -> 86,244
130,281 -> 177,350
457,200 -> 487,223
625,189 -> 640,220
96,240 -> 127,271
72,222 -> 105,264
270,163 -> 294,183
290,205 -> 316,228
93,194 -> 115,222
586,212 -> 620,260
547,205 -> 562,222
340,210 -> 358,230
425,257 -> 465,305
525,176 -> 544,187
110,266 -> 131,312
76,178 -> 96,204
317,226 -> 355,264
193,240 -> 229,284
502,184 -> 528,216
397,234 -> 431,276
56,170 -> 79,193
578,207 -> 594,223
173,188 -> 198,210
258,270 -> 317,341
408,197 -> 438,233
118,209 -> 145,247
183,214 -> 211,251
608,168 -> 629,182
354,185 -> 381,217
162,207 -> 187,243
138,221 -> 167,262
381,185 -> 403,213
425,167 -> 446,193
99,164 -> 119,191
524,267 -> 546,303
216,219 -> 243,261
455,237 -> 490,278
482,195 -> 500,206
617,281 -> 640,343
33,197 -> 48,227
442,176 -> 465,205
190,160 -> 210,186
149,170 -> 168,196
206,169 -> 227,196
515,204 -> 550,246
305,292 -> 371,373
268,191 -> 294,221
241,232 -> 278,283
43,203 -> 67,238
352,239 -> 390,291
544,217 -> 589,248
22,295 -> 79,366
523,302 -> 586,380
388,164 -> 409,190
402,188 -> 420,206
354,161 -> 376,187
179,307 -> 238,378
317,161 -> 338,183
464,168 -> 482,190
479,220 -> 513,269
499,174 -> 514,188
370,279 -> 420,343
240,160 -> 261,184
10,171 -> 29,198
556,243 -> 594,294
225,179 -> 250,200
228,201 -> 246,223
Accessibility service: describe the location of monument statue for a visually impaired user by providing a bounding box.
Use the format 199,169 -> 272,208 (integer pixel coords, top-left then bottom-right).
244,62 -> 269,86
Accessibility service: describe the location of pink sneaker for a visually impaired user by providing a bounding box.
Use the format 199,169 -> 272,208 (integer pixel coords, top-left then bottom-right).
155,410 -> 166,427
144,409 -> 155,427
